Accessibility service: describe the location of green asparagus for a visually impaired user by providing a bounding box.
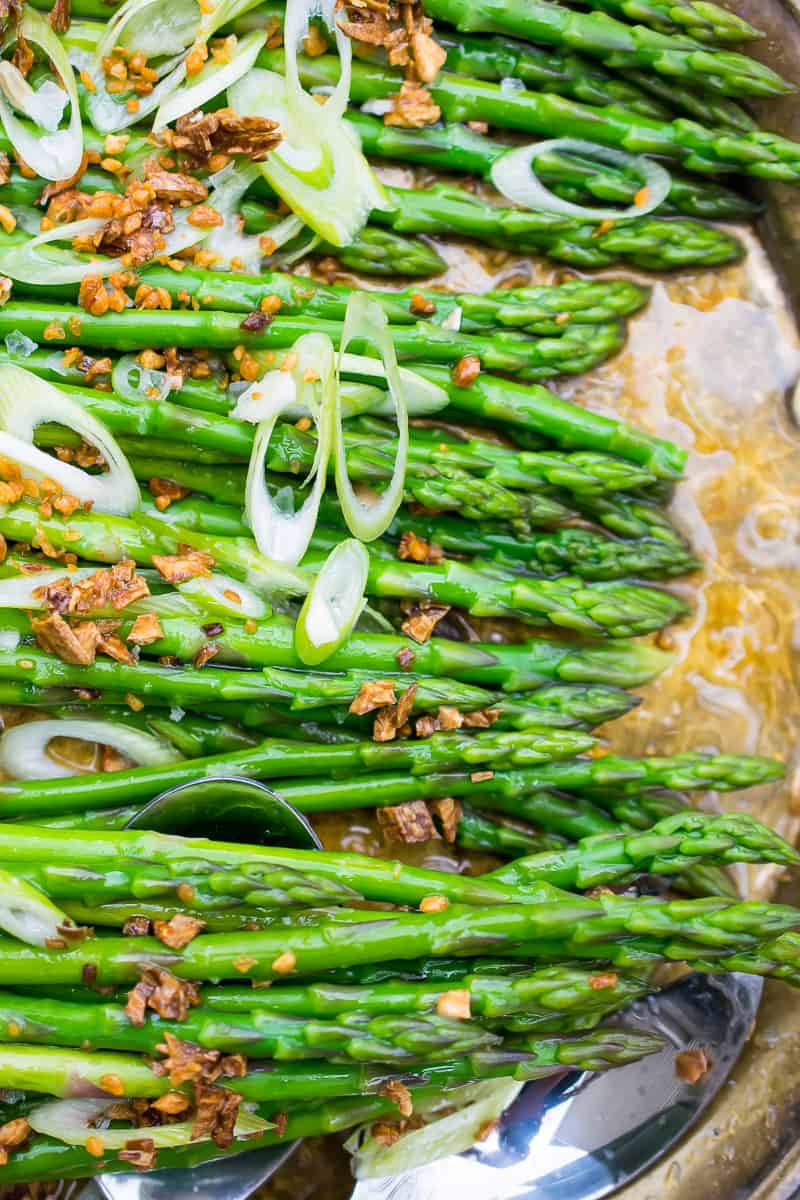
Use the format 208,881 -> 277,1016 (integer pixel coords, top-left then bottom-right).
0,301 -> 626,381
414,0 -> 788,95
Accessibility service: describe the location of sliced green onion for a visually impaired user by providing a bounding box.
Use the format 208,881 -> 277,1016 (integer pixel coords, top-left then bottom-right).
0,718 -> 183,780
340,354 -> 448,417
295,536 -> 368,666
154,29 -> 264,130
0,70 -> 67,132
86,0 -> 264,132
112,355 -> 182,405
235,332 -> 335,565
0,566 -> 101,609
0,9 -> 84,181
347,1079 -> 524,1179
179,571 -> 270,619
0,209 -> 209,286
203,162 -> 305,273
229,0 -> 390,249
29,1097 -> 268,1149
490,138 -> 671,220
334,295 -> 408,541
0,869 -> 75,947
0,366 -> 139,514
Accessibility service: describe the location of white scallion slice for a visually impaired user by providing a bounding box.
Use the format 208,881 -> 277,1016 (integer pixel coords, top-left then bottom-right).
0,869 -> 74,947
29,1097 -> 269,1148
490,137 -> 671,221
0,366 -> 139,514
153,29 -> 264,130
229,0 -> 391,249
236,332 -> 335,566
178,571 -> 270,619
0,8 -> 84,181
340,353 -> 448,417
0,718 -> 183,780
85,0 -> 264,132
347,1080 -> 524,1179
0,208 -> 209,286
334,295 -> 408,541
0,566 -> 100,609
294,537 -> 368,666
203,162 -> 305,274
0,70 -> 67,133
112,355 -> 181,405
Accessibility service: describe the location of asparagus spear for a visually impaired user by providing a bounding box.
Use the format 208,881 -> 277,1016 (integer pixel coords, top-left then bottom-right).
487,811 -> 799,890
0,302 -> 626,381
0,823 -> 776,917
426,31 -> 759,131
0,1029 -> 666,1184
0,727 -> 598,817
0,617 -> 674,688
0,991 -> 504,1062
374,181 -> 745,271
198,963 -> 653,1019
0,886 -> 796,984
381,511 -> 700,580
281,53 -> 797,170
510,141 -> 759,215
133,485 -> 695,580
558,0 -> 761,43
0,652 -> 636,732
12,800 -> 765,906
412,0 -> 788,96
331,109 -> 759,221
142,476 -> 682,558
18,346 -> 686,481
409,366 -> 686,477
0,507 -> 689,634
0,237 -> 647,336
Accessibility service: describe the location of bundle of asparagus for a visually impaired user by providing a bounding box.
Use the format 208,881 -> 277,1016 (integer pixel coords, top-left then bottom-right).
0,812 -> 798,1183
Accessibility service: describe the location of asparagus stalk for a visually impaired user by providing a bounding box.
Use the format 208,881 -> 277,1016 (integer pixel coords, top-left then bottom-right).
1,237 -> 647,337
0,618 -> 674,688
329,108 -> 759,221
0,302 -> 626,382
0,991 -> 504,1063
487,811 -> 799,890
133,483 -> 695,580
426,31 -> 759,131
21,347 -> 686,481
0,653 -> 636,732
346,417 -> 663,494
0,726 -> 598,818
409,366 -> 686,477
374,181 -> 745,271
0,886 -> 797,984
413,0 -> 788,96
142,475 -> 682,557
0,1029 -> 666,1184
429,31 -> 756,126
559,0 -> 761,43
0,506 -> 690,634
281,53 -> 797,171
0,823 -> 776,918
380,510 -> 700,580
198,963 -> 654,1019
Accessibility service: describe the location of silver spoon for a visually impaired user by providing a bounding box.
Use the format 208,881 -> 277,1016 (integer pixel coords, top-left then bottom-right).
85,775 -> 319,1200
349,971 -> 762,1200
